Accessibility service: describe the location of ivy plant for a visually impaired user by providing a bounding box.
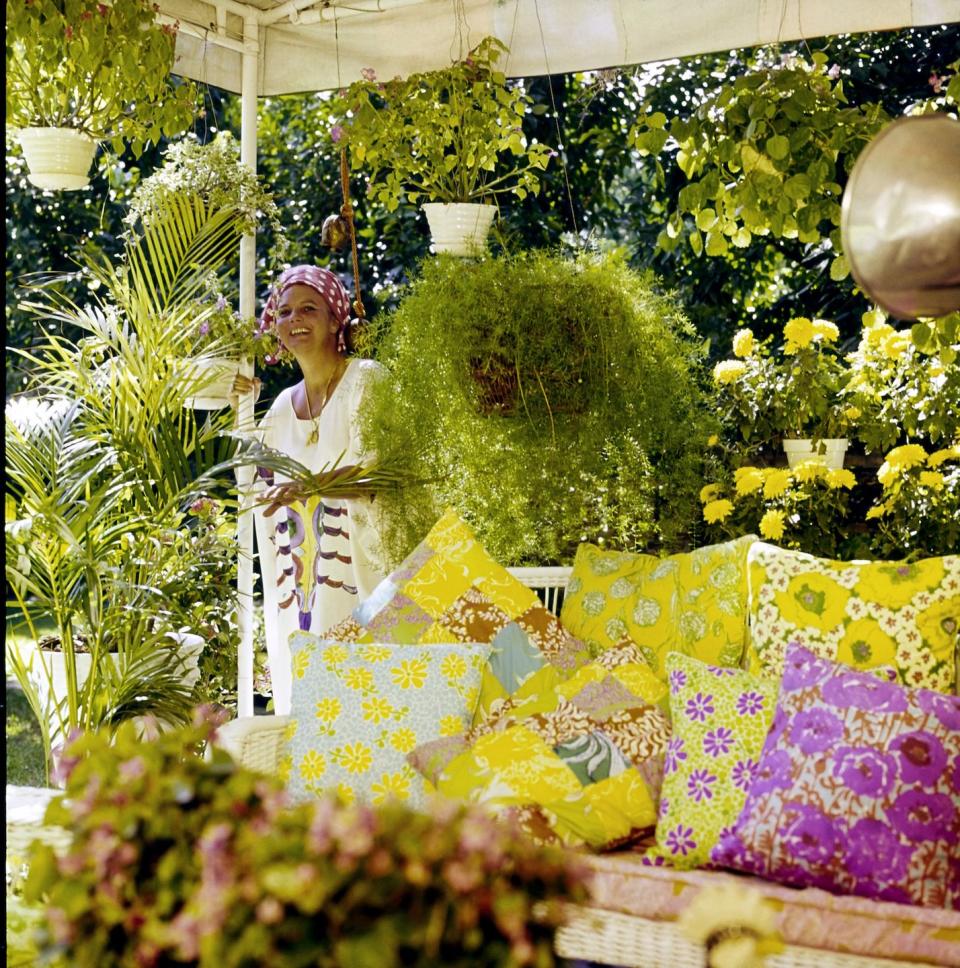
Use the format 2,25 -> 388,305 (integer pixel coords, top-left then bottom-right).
330,36 -> 553,210
631,51 -> 889,280
5,0 -> 198,155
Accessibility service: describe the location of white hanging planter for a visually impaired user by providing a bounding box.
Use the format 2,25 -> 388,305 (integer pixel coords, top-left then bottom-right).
783,437 -> 849,470
17,127 -> 97,191
182,356 -> 240,410
422,202 -> 496,256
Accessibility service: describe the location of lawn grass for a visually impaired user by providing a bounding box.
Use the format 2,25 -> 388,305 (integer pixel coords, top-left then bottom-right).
6,685 -> 47,787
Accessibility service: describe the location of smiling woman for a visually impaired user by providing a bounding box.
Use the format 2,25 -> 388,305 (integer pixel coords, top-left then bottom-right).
245,264 -> 391,715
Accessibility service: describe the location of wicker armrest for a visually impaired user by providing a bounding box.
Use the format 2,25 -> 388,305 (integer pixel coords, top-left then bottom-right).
214,715 -> 291,775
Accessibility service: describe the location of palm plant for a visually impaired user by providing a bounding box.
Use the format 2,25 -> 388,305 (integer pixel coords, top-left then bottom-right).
5,193 -> 249,779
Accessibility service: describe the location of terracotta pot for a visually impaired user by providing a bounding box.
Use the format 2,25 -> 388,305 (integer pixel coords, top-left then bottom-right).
17,127 -> 97,191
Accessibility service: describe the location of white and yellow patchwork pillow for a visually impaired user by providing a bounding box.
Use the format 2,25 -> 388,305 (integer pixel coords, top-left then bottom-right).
746,542 -> 959,693
282,632 -> 491,809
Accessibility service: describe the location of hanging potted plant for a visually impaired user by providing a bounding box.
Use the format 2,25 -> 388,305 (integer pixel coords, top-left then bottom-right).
126,132 -> 292,407
330,36 -> 553,255
5,0 -> 198,190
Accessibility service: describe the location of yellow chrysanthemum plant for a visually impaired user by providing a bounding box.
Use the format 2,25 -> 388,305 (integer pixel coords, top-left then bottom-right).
712,316 -> 854,449
699,460 -> 859,558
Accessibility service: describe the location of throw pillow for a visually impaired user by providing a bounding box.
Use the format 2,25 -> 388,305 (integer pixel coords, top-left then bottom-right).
713,642 -> 960,909
559,535 -> 756,678
412,660 -> 672,848
282,632 -> 490,810
646,652 -> 778,870
322,508 -> 590,720
745,542 -> 959,692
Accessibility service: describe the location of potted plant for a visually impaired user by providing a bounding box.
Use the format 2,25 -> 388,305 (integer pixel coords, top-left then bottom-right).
23,711 -> 588,966
712,316 -> 856,468
5,0 -> 198,190
126,132 -> 292,407
330,36 -> 553,254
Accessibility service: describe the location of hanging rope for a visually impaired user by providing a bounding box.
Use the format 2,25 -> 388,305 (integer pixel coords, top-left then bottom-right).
339,146 -> 366,320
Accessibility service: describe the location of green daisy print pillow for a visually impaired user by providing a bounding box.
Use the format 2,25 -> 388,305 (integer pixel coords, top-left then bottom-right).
646,651 -> 777,870
282,632 -> 491,810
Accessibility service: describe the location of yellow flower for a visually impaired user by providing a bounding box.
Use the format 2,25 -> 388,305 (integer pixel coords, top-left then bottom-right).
919,471 -> 945,490
861,561 -> 940,610
811,318 -> 839,343
843,406 -> 861,421
882,333 -> 909,360
877,461 -> 896,487
323,644 -> 348,665
763,469 -> 792,499
292,650 -> 311,680
837,618 -> 898,670
392,658 -> 429,689
793,460 -> 825,484
299,749 -> 326,781
707,434 -> 720,447
775,573 -> 848,632
863,317 -> 894,347
825,468 -> 856,490
865,503 -> 888,520
699,483 -> 720,504
734,467 -> 766,496
335,783 -> 355,806
362,696 -> 395,724
885,444 -> 928,469
440,654 -> 467,681
703,499 -> 734,524
315,697 -> 342,723
732,328 -> 755,357
439,714 -> 465,737
357,644 -> 391,663
928,447 -> 959,468
783,316 -> 814,353
335,741 -> 373,775
343,667 -> 375,692
759,509 -> 786,541
713,360 -> 747,384
371,771 -> 411,804
391,728 -> 417,753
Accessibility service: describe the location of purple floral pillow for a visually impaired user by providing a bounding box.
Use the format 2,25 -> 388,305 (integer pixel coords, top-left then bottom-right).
712,642 -> 960,909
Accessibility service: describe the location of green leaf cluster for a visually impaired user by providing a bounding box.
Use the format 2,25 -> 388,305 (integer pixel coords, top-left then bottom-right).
632,51 -> 889,269
331,37 -> 553,209
5,0 -> 198,154
24,713 -> 587,967
359,250 -> 715,566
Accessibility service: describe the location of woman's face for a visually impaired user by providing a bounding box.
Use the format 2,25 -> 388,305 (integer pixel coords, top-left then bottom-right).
275,284 -> 339,358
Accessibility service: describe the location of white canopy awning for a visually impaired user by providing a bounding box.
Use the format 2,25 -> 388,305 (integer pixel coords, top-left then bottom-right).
161,0 -> 960,96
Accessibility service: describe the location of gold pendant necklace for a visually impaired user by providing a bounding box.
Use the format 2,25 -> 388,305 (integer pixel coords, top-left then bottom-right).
304,360 -> 344,446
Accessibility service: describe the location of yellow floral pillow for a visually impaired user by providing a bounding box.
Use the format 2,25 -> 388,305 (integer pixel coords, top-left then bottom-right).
559,535 -> 757,678
745,542 -> 959,692
282,632 -> 490,809
323,508 -> 591,722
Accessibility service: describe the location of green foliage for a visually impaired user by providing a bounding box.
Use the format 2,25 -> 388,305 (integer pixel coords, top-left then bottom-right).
24,711 -> 587,967
361,250 -> 714,565
331,37 -> 553,209
631,50 -> 889,273
5,0 -> 198,154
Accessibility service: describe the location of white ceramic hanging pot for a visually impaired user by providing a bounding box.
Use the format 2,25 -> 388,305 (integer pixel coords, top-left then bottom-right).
182,356 -> 240,410
422,202 -> 496,256
782,437 -> 849,470
17,127 -> 97,191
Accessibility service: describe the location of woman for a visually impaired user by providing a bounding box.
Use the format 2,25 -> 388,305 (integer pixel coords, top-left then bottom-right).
239,264 -> 389,714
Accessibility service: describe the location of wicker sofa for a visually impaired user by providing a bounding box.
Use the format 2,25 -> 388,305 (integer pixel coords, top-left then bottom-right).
216,567 -> 960,968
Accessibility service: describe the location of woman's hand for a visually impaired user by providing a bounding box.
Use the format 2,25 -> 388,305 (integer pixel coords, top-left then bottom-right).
230,374 -> 262,409
259,465 -> 375,515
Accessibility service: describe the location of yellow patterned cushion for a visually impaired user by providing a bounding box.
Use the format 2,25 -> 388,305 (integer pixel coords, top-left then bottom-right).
745,542 -> 959,692
559,535 -> 757,678
323,509 -> 591,722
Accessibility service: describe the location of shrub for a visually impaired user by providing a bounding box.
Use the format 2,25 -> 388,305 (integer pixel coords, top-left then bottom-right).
360,249 -> 714,565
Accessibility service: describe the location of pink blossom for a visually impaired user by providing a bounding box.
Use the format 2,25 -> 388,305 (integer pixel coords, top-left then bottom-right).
330,124 -> 344,143
360,66 -> 377,81
64,24 -> 74,39
97,2 -> 108,13
929,73 -> 944,93
827,64 -> 840,79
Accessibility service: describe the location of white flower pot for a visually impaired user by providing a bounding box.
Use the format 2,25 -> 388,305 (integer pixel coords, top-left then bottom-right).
422,202 -> 496,256
182,356 -> 240,410
17,127 -> 97,191
782,437 -> 849,470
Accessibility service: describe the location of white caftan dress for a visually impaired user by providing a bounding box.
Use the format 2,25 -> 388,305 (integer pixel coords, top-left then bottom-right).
253,358 -> 388,713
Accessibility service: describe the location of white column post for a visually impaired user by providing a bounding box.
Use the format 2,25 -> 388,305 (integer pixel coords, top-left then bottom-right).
235,10 -> 260,718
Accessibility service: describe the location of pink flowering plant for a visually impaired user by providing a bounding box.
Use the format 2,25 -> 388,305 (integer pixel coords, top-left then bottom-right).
329,36 -> 553,211
6,0 -> 198,154
23,710 -> 588,967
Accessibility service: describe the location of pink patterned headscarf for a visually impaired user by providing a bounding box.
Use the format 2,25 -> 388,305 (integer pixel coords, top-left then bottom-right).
258,265 -> 352,355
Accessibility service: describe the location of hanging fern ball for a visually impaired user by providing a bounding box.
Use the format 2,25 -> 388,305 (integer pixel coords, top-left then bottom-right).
361,250 -> 716,566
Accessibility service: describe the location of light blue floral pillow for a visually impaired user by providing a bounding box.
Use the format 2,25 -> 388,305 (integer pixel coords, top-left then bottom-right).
282,632 -> 491,810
